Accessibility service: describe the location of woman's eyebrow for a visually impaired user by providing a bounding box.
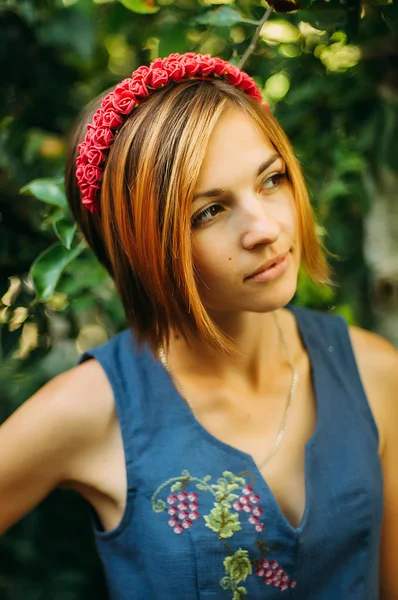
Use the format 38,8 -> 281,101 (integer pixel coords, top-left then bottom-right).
256,153 -> 281,177
192,153 -> 281,202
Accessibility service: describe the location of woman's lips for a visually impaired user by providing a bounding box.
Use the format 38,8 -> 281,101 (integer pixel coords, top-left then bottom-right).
245,253 -> 290,283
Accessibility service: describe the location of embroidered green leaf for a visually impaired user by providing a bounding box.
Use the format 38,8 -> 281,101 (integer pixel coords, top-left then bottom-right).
215,490 -> 239,506
196,483 -> 209,491
203,475 -> 211,482
170,481 -> 183,492
220,576 -> 232,590
222,471 -> 246,486
204,505 -> 241,538
233,587 -> 248,600
212,474 -> 243,508
223,470 -> 234,478
215,482 -> 240,494
181,470 -> 190,478
213,486 -> 240,501
152,499 -> 166,513
224,549 -> 252,583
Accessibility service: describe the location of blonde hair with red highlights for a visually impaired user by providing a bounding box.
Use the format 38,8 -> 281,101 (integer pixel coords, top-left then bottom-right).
66,79 -> 331,355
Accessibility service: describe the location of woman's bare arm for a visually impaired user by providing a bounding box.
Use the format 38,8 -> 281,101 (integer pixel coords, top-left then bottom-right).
0,359 -> 113,535
349,327 -> 398,600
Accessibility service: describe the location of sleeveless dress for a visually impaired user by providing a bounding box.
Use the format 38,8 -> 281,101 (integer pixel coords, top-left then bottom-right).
76,305 -> 383,600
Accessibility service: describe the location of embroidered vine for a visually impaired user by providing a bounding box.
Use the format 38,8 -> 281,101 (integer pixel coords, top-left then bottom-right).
151,470 -> 297,597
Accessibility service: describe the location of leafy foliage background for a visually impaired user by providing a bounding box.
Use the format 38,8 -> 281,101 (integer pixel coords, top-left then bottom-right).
0,0 -> 397,597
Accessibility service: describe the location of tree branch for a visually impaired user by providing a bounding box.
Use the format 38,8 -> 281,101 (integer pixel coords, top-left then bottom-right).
238,4 -> 273,71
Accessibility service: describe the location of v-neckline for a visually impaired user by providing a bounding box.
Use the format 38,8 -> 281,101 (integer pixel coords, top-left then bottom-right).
155,304 -> 321,536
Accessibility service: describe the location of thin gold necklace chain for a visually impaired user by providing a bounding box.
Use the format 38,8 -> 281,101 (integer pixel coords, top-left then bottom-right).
158,311 -> 299,470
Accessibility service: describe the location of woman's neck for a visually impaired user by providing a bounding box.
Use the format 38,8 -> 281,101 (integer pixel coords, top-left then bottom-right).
166,308 -> 297,394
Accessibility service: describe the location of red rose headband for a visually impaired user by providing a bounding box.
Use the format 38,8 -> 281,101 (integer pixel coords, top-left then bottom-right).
76,52 -> 265,214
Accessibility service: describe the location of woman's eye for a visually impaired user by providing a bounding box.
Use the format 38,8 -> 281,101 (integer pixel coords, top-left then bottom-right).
260,172 -> 287,191
192,204 -> 223,227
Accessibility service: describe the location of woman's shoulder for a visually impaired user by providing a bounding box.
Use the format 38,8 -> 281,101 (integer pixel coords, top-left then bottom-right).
62,356 -> 116,426
348,324 -> 398,454
35,358 -> 117,469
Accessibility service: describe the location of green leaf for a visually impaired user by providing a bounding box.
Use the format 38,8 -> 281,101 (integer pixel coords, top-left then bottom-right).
20,179 -> 67,209
204,505 -> 241,538
118,0 -> 159,14
52,219 -> 77,250
224,549 -> 252,584
194,7 -> 249,28
170,481 -> 183,492
30,241 -> 85,302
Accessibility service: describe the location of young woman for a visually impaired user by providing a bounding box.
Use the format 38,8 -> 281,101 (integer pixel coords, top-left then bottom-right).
1,53 -> 397,599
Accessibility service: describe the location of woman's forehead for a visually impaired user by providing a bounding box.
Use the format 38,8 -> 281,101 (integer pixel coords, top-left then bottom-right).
195,109 -> 277,192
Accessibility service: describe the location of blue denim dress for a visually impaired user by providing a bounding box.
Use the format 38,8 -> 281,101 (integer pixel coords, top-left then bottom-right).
77,305 -> 383,599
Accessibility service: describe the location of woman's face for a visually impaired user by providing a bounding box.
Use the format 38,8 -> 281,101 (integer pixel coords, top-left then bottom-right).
190,107 -> 300,315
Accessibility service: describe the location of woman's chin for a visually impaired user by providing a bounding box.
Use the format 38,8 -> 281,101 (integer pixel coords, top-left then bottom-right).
247,290 -> 296,314
204,282 -> 297,315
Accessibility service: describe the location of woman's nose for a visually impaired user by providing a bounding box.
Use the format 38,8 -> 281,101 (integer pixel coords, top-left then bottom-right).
240,200 -> 281,250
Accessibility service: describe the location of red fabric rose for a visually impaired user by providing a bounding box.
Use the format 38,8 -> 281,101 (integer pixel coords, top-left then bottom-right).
76,142 -> 89,164
197,55 -> 219,76
238,73 -> 262,99
182,56 -> 201,77
86,147 -> 106,165
81,185 -> 99,213
144,67 -> 169,89
130,79 -> 148,98
76,165 -> 85,182
226,66 -> 244,86
116,78 -> 135,92
133,65 -> 150,79
90,126 -> 114,149
79,182 -> 90,195
162,59 -> 185,80
93,109 -> 104,127
101,110 -> 123,129
165,53 -> 181,61
213,57 -> 228,77
83,164 -> 103,185
101,94 -> 114,111
111,86 -> 137,114
150,58 -> 164,70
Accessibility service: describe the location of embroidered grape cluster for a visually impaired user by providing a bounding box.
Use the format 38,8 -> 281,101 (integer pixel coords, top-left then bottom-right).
232,485 -> 264,532
167,491 -> 200,535
152,470 -> 298,598
256,558 -> 297,591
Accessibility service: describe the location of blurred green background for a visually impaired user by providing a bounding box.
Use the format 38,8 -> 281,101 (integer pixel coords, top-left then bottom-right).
0,0 -> 397,597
